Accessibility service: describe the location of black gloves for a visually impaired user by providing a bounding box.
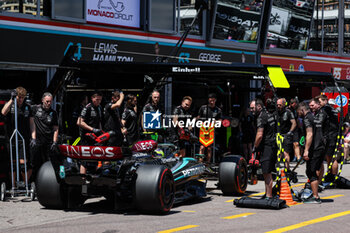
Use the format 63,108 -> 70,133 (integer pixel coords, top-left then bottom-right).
92,128 -> 102,134
30,139 -> 36,148
11,90 -> 17,100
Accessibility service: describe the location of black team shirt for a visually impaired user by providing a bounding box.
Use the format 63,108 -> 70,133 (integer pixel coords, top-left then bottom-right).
32,104 -> 58,143
79,103 -> 103,137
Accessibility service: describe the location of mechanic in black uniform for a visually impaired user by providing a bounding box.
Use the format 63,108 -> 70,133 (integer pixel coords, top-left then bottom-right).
31,92 -> 59,181
297,101 -> 321,203
317,94 -> 339,182
77,92 -> 103,174
122,94 -> 139,146
196,93 -> 222,163
103,90 -> 125,146
1,87 -> 35,185
288,98 -> 301,162
173,96 -> 193,157
141,90 -> 161,133
250,98 -> 277,199
276,98 -> 297,172
306,98 -> 327,203
71,95 -> 88,141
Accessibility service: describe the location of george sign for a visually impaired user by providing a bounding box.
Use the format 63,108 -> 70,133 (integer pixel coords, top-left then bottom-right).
86,0 -> 140,28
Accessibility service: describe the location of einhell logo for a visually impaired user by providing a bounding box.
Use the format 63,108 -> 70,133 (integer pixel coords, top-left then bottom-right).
172,67 -> 200,73
59,145 -> 123,160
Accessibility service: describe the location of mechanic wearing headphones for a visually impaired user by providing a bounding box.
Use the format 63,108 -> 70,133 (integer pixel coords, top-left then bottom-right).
1,87 -> 35,186
104,89 -> 125,146
30,92 -> 59,181
250,98 -> 277,199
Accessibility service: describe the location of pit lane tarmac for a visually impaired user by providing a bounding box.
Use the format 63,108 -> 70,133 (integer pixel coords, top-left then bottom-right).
1,162 -> 350,233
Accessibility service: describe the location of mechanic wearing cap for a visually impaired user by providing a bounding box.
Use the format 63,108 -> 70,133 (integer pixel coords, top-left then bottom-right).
77,92 -> 103,174
317,94 -> 339,183
30,92 -> 59,181
173,96 -> 194,157
104,90 -> 125,146
297,101 -> 321,203
122,94 -> 139,146
1,87 -> 35,185
276,98 -> 297,172
196,93 -> 222,163
250,98 -> 277,199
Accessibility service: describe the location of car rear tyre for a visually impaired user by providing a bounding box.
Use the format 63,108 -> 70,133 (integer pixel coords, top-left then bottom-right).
36,161 -> 67,209
135,165 -> 175,214
219,155 -> 248,195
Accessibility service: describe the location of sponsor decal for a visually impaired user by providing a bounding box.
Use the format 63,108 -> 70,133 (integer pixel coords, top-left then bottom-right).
92,42 -> 133,62
87,0 -> 140,28
132,140 -> 157,152
335,94 -> 348,107
59,145 -> 123,160
181,165 -> 205,178
172,67 -> 201,73
179,52 -> 190,63
333,67 -> 342,80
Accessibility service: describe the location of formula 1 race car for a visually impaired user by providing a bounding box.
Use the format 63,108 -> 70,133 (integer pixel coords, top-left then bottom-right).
36,131 -> 248,214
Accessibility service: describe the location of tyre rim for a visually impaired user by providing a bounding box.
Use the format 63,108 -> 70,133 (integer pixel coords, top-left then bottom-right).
30,183 -> 35,200
161,174 -> 174,207
239,162 -> 248,190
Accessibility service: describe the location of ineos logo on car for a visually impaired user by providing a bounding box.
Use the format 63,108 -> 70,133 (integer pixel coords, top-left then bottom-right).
59,145 -> 123,160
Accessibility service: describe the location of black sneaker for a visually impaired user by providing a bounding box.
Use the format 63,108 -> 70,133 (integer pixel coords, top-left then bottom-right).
303,196 -> 321,204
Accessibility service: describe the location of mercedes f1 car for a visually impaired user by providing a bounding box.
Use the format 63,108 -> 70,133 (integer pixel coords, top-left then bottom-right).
36,131 -> 248,214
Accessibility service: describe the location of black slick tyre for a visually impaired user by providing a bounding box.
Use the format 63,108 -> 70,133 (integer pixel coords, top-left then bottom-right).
36,161 -> 66,209
135,165 -> 175,214
219,155 -> 248,195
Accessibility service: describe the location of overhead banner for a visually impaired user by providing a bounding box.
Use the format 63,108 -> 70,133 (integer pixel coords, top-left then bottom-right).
86,0 -> 140,28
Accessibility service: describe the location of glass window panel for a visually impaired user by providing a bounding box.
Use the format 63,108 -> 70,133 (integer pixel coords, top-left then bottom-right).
0,0 -> 39,15
53,0 -> 84,19
212,0 -> 263,43
267,0 -> 315,51
310,0 -> 339,53
344,0 -> 350,53
177,0 -> 203,36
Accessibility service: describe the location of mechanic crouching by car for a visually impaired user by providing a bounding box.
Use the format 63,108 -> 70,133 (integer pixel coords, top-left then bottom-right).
250,98 -> 277,199
104,89 -> 125,147
30,92 -> 59,181
77,92 -> 103,175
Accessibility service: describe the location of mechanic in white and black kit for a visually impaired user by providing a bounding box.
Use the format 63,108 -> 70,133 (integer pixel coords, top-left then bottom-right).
103,89 -> 125,147
317,94 -> 339,183
276,98 -> 297,172
122,94 -> 139,146
196,93 -> 222,163
250,98 -> 277,199
1,87 -> 35,186
30,92 -> 59,181
77,92 -> 103,175
173,96 -> 194,157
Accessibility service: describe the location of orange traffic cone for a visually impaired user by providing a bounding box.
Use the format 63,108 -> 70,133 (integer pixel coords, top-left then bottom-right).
279,170 -> 298,206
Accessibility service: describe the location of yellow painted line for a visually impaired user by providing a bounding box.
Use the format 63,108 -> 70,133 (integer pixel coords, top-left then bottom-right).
182,210 -> 196,213
321,194 -> 344,199
265,210 -> 350,233
158,225 -> 199,233
221,212 -> 256,219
